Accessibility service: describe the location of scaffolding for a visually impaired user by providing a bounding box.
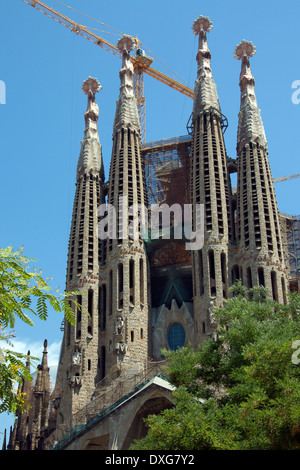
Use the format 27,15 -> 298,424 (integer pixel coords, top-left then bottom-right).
288,216 -> 300,275
280,213 -> 300,291
141,136 -> 192,268
142,135 -> 192,206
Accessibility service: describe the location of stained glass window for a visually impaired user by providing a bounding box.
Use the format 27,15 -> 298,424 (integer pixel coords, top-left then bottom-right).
167,323 -> 185,351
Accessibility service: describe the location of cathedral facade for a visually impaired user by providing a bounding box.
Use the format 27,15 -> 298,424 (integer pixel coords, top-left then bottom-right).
6,16 -> 291,450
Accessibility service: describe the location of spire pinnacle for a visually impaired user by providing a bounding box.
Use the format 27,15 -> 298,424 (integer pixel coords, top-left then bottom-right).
117,34 -> 136,54
26,350 -> 31,369
113,35 -> 140,134
77,77 -> 104,178
192,15 -> 213,36
191,15 -> 220,117
234,40 -> 267,151
42,339 -> 48,368
81,76 -> 102,132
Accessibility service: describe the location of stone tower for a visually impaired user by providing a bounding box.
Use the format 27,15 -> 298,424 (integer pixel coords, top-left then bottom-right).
234,40 -> 289,302
10,342 -> 50,450
11,352 -> 33,450
53,77 -> 105,423
190,16 -> 231,343
100,35 -> 150,379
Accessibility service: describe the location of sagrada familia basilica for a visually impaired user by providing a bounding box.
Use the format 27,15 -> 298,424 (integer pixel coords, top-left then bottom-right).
3,15 -> 298,450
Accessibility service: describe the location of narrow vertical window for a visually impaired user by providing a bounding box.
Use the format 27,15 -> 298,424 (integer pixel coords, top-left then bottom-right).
208,249 -> 216,297
232,265 -> 240,284
66,316 -> 71,347
271,271 -> 278,301
88,289 -> 93,335
76,294 -> 82,339
129,259 -> 135,305
98,286 -> 102,328
221,252 -> 227,298
103,284 -> 107,329
99,285 -> 107,331
199,249 -> 204,296
258,267 -> 265,287
139,258 -> 144,304
88,289 -> 93,317
246,267 -> 253,289
118,263 -> 123,309
281,277 -> 287,305
109,270 -> 113,316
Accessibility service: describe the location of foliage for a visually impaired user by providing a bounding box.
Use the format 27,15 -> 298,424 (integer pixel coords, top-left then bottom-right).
0,246 -> 81,413
131,283 -> 300,450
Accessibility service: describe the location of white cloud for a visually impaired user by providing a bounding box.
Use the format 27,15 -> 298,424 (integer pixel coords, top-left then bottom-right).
3,338 -> 62,388
5,339 -> 61,366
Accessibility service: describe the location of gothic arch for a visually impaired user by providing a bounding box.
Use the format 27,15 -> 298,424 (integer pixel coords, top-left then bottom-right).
121,395 -> 174,450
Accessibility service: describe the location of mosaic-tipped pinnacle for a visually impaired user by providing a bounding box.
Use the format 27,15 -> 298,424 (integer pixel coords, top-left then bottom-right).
234,40 -> 256,60
117,34 -> 135,53
192,16 -> 213,35
81,77 -> 102,95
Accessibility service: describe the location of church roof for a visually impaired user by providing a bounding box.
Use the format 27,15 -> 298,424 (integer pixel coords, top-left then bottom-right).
52,374 -> 173,450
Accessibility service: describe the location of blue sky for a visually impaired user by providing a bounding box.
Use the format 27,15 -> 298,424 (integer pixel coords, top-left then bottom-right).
1,0 -> 300,438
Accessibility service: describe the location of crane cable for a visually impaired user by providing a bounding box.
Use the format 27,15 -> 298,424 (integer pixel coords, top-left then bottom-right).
52,0 -> 125,36
51,0 -> 192,88
138,41 -> 192,88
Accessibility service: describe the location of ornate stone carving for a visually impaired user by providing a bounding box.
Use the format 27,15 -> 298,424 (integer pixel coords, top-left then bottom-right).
53,397 -> 61,410
72,349 -> 82,365
114,316 -> 124,336
109,342 -> 127,355
68,375 -> 83,388
208,300 -> 217,325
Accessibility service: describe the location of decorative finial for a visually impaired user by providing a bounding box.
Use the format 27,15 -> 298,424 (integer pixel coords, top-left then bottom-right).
117,34 -> 135,53
81,77 -> 102,95
192,15 -> 213,35
234,40 -> 256,60
235,40 -> 267,151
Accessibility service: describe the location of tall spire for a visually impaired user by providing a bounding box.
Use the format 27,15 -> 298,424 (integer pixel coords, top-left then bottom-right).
113,35 -> 140,135
103,33 -> 150,379
234,41 -> 288,304
234,40 -> 267,153
190,15 -> 231,345
77,77 -> 104,180
192,16 -> 220,117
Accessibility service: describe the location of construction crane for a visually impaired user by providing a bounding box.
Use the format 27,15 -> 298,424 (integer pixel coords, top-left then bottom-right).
21,0 -> 194,142
273,173 -> 300,183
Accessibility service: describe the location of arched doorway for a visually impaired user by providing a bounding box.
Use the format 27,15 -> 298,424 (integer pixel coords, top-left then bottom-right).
122,396 -> 173,449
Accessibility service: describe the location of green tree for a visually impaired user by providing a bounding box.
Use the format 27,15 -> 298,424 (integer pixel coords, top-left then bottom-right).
131,283 -> 300,450
0,246 -> 79,413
